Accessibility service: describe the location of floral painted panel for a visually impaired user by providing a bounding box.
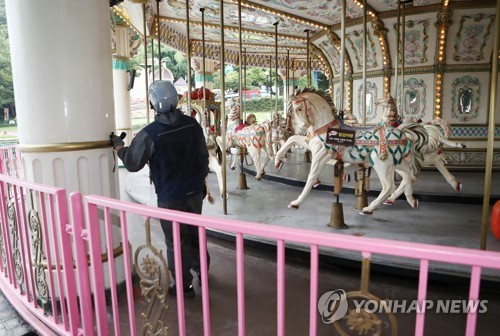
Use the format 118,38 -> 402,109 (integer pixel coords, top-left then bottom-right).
356,82 -> 379,122
453,14 -> 495,62
335,87 -> 348,111
257,0 -> 361,25
379,0 -> 430,9
397,78 -> 427,122
318,38 -> 341,76
451,76 -> 480,122
346,29 -> 378,70
392,19 -> 430,65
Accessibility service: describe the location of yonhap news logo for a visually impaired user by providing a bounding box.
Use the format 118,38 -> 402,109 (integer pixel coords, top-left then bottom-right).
318,289 -> 488,324
317,289 -> 349,323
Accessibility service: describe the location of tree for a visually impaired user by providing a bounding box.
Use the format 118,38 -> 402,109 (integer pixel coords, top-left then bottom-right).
0,0 -> 14,107
130,43 -> 189,82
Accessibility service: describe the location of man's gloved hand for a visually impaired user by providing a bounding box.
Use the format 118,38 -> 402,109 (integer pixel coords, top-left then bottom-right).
110,132 -> 125,150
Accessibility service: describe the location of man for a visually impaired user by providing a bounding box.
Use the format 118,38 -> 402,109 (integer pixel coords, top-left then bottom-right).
111,80 -> 209,297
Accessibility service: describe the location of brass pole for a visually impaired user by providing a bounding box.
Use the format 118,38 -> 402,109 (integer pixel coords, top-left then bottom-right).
401,0 -> 406,119
269,55 -> 272,118
481,0 -> 500,250
151,39 -> 155,82
238,0 -> 244,121
339,0 -> 346,111
360,257 -> 371,294
395,0 -> 400,102
283,49 -> 290,103
157,0 -> 162,80
305,29 -> 311,87
185,0 -> 192,114
236,0 -> 249,191
362,0 -> 367,126
201,8 -> 207,116
274,21 -> 279,117
243,48 -> 247,115
142,4 -> 150,124
219,0 -> 227,214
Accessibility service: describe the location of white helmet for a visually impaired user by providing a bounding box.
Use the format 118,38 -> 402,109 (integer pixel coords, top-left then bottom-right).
149,80 -> 179,113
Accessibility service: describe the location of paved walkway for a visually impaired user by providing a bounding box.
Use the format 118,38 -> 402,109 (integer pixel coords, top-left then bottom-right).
0,290 -> 36,335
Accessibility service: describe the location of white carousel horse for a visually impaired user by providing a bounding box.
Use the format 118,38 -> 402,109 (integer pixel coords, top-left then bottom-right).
384,118 -> 465,203
289,88 -> 428,214
216,98 -> 274,180
270,113 -> 290,157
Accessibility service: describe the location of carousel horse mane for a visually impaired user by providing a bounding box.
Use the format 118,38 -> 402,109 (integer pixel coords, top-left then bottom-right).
292,87 -> 338,116
246,113 -> 257,125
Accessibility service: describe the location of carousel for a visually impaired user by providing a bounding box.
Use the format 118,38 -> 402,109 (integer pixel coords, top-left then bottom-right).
1,0 -> 500,335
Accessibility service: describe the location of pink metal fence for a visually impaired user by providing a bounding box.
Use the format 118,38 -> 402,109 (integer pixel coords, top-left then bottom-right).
0,170 -> 500,335
0,174 -> 78,335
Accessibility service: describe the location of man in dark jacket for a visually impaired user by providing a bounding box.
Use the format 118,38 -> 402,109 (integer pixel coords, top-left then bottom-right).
112,80 -> 209,297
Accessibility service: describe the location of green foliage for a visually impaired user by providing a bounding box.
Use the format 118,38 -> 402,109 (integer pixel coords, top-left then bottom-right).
130,44 -> 190,83
0,0 -> 14,107
245,97 -> 284,115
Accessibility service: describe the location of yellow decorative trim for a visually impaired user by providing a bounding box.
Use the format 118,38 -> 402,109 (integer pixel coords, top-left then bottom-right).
17,140 -> 111,153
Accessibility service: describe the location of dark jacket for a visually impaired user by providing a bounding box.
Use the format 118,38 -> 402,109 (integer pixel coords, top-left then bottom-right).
118,110 -> 209,202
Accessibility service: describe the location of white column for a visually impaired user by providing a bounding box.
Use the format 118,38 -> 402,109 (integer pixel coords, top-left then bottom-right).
6,0 -> 124,287
113,23 -> 133,145
6,0 -> 119,198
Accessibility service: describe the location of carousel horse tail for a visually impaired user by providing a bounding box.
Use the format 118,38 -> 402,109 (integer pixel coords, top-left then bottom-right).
401,123 -> 429,181
423,124 -> 443,153
428,118 -> 452,139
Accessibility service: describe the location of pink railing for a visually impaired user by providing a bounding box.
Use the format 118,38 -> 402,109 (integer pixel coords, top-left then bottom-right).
0,145 -> 23,179
0,174 -> 78,335
0,169 -> 499,335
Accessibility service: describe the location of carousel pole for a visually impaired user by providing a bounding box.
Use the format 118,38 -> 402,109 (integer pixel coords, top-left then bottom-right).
303,29 -> 313,163
219,0 -> 228,214
400,0 -> 407,120
305,29 -> 311,87
480,0 -> 500,250
185,0 -> 192,115
286,49 -> 290,103
237,0 -> 249,190
151,39 -> 155,82
142,3 -> 150,124
243,48 -> 247,116
394,0 -> 401,104
157,0 -> 162,80
238,0 -> 244,120
274,20 -> 279,118
355,0 -> 369,211
329,0 -> 347,229
269,56 -> 273,118
201,8 -> 207,115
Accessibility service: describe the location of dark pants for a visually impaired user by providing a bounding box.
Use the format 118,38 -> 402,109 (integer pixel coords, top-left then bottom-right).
158,194 -> 210,287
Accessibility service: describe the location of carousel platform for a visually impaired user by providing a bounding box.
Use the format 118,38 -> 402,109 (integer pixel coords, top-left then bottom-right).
123,148 -> 500,283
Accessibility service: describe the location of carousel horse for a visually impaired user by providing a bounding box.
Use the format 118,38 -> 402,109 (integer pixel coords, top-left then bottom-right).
270,113 -> 290,157
384,118 -> 465,203
288,88 -> 428,214
216,98 -> 274,180
277,96 -> 464,206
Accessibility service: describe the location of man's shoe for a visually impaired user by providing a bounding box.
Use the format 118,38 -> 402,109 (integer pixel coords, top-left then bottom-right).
169,284 -> 195,297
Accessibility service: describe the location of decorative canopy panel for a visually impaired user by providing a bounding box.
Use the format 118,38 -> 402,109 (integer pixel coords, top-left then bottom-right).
118,0 -> 497,76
